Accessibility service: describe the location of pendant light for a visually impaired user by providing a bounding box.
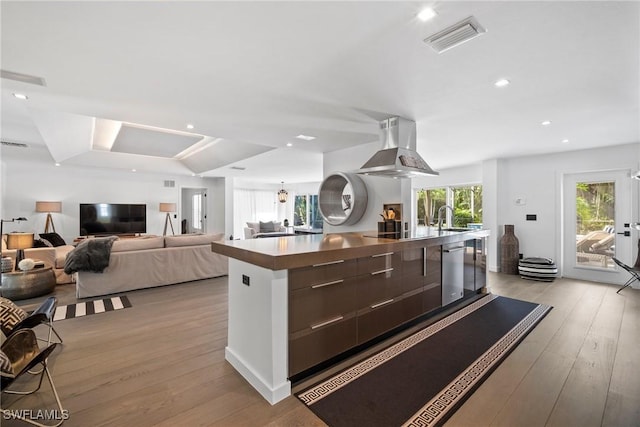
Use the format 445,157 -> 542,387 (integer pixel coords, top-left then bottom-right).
277,182 -> 288,203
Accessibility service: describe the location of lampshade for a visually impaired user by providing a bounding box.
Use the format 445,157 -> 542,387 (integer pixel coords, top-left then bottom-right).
35,201 -> 62,213
159,203 -> 177,213
6,232 -> 34,250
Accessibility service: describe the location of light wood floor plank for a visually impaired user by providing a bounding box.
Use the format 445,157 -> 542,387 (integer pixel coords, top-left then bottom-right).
3,273 -> 638,427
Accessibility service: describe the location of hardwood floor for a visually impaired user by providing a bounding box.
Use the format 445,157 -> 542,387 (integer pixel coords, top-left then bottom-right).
3,273 -> 639,426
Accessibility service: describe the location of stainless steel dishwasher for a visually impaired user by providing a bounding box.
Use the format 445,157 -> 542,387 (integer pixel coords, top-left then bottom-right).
442,242 -> 465,306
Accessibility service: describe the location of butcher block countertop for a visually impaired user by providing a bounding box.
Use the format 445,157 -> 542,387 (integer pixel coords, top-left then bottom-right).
211,228 -> 489,271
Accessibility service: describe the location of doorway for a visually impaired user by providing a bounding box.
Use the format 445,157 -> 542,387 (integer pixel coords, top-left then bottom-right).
181,188 -> 207,234
562,170 -> 632,283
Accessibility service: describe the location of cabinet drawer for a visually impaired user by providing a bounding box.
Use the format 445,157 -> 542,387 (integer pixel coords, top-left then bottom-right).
400,247 -> 426,293
357,298 -> 406,344
289,317 -> 357,376
289,276 -> 358,333
423,282 -> 441,313
357,251 -> 401,276
289,258 -> 357,291
357,269 -> 401,309
357,293 -> 424,344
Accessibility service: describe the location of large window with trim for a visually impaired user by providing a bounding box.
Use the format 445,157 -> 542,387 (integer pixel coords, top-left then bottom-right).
294,194 -> 323,230
416,185 -> 482,227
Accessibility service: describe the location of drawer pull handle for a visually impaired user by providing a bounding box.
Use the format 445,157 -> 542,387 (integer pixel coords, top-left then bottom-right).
312,260 -> 345,267
311,279 -> 344,289
371,252 -> 394,258
371,267 -> 394,276
371,299 -> 394,309
311,316 -> 344,330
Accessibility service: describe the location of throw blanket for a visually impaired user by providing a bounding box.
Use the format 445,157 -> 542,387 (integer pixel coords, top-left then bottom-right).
64,236 -> 118,274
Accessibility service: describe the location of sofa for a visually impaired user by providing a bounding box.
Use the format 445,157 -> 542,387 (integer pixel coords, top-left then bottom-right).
74,233 -> 228,299
1,234 -> 75,284
243,221 -> 292,239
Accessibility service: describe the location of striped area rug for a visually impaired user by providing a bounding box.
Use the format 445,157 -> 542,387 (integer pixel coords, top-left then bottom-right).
52,295 -> 132,321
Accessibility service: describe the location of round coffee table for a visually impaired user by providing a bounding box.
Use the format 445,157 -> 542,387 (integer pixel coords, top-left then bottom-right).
1,267 -> 56,300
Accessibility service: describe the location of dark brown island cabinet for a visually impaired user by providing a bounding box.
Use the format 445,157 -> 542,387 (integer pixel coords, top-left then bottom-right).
211,229 -> 489,404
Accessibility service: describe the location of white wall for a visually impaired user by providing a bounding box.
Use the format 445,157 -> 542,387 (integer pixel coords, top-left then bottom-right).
1,147 -> 225,243
490,143 -> 640,274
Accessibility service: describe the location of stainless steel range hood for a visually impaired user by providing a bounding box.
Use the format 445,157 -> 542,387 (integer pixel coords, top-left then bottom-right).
356,117 -> 439,178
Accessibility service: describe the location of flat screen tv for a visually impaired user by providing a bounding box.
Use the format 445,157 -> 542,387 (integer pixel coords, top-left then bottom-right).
79,203 -> 146,236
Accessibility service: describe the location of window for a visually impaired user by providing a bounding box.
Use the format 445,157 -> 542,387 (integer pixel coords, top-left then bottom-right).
416,185 -> 482,227
294,194 -> 323,230
192,193 -> 203,230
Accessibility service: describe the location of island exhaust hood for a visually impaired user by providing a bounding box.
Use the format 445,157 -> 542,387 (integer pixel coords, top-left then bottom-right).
356,117 -> 439,178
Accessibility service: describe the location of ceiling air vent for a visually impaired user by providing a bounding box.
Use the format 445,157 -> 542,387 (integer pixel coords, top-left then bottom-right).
424,16 -> 487,53
1,141 -> 29,148
163,180 -> 176,188
230,166 -> 246,171
0,69 -> 47,86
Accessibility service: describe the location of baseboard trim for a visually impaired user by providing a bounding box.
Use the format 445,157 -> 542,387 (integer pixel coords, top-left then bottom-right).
225,346 -> 291,405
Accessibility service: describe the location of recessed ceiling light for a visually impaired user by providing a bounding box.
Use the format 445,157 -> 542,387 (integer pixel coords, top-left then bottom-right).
562,139 -> 570,144
541,120 -> 552,126
417,7 -> 437,22
286,142 -> 293,147
186,124 -> 194,130
132,169 -> 137,172
55,163 -> 60,167
13,93 -> 28,100
494,79 -> 510,87
295,134 -> 316,141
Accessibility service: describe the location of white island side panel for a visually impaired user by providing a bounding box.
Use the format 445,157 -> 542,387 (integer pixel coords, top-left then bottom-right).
225,258 -> 290,404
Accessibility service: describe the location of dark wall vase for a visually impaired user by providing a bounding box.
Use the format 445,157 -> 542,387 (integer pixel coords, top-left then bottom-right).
500,224 -> 520,274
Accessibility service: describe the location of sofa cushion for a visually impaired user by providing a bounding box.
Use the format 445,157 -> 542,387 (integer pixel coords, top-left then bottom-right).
164,233 -> 225,248
39,232 -> 66,247
55,245 -> 76,268
112,236 -> 165,252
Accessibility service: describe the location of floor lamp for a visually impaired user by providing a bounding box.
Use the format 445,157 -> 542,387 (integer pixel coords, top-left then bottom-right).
36,201 -> 62,234
160,203 -> 176,236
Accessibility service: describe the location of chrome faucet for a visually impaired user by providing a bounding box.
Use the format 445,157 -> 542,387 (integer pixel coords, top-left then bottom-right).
437,205 -> 455,233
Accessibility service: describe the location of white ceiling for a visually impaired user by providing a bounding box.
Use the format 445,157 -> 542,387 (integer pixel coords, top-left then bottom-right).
1,1 -> 638,184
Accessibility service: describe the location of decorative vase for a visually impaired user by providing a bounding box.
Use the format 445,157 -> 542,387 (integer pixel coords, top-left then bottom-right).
500,224 -> 520,274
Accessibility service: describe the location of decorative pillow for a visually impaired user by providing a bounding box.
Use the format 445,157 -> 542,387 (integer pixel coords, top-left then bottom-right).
0,297 -> 27,336
0,350 -> 13,378
246,222 -> 260,233
39,232 -> 66,247
32,239 -> 49,248
259,221 -> 276,233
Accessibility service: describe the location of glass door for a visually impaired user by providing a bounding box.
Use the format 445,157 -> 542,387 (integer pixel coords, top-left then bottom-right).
563,170 -> 632,283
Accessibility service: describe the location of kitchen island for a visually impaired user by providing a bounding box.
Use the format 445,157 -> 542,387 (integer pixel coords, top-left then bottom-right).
211,228 -> 489,404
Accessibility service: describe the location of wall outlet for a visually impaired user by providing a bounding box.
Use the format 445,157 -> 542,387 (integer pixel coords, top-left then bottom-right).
242,275 -> 250,286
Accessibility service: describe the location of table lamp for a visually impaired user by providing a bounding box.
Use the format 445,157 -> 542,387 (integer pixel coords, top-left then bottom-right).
159,203 -> 176,236
6,232 -> 34,270
36,201 -> 62,233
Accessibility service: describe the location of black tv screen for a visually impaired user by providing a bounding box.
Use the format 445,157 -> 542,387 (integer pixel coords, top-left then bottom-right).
79,203 -> 146,236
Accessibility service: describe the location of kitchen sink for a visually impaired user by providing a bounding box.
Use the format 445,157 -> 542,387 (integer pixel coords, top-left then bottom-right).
441,227 -> 472,232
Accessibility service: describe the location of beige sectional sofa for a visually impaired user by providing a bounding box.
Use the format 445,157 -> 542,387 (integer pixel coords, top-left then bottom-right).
75,233 -> 228,299
1,235 -> 75,284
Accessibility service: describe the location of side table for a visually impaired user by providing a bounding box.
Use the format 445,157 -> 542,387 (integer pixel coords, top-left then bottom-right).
1,267 -> 56,300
